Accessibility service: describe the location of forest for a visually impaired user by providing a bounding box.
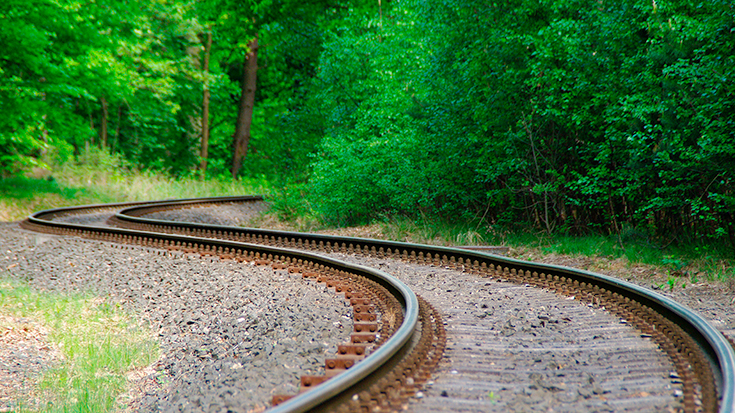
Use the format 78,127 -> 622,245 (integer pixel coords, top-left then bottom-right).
2,0 -> 734,250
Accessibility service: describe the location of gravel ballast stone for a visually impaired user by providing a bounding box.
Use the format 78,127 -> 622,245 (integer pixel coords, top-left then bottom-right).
1,223 -> 352,412
327,253 -> 683,412
144,202 -> 268,227
139,203 -> 735,412
7,200 -> 734,412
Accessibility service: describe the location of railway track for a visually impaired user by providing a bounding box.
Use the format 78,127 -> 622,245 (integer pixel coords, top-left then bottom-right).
18,196 -> 735,413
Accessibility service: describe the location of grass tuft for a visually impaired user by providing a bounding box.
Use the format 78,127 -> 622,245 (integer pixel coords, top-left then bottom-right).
0,278 -> 159,412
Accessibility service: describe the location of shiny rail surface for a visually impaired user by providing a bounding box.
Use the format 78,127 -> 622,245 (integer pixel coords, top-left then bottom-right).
20,196 -> 735,412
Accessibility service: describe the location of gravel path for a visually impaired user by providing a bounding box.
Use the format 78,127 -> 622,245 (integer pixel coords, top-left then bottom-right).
143,202 -> 268,228
0,222 -> 351,412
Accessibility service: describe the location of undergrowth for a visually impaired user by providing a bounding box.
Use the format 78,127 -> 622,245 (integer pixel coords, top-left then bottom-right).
2,148 -> 731,282
0,147 -> 271,222
265,190 -> 734,282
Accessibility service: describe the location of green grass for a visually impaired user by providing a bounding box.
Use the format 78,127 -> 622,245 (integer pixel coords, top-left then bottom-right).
0,278 -> 159,412
0,176 -> 103,222
0,176 -> 86,201
505,231 -> 735,281
324,215 -> 734,282
1,147 -> 271,222
263,187 -> 734,282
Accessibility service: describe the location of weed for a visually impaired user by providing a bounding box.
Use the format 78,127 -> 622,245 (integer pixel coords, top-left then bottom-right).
267,184 -> 311,223
0,278 -> 159,412
662,256 -> 688,272
666,277 -> 678,292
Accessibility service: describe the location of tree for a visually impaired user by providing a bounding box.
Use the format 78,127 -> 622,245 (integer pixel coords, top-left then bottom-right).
0,0 -> 207,174
199,28 -> 213,174
231,36 -> 257,178
304,0 -> 735,248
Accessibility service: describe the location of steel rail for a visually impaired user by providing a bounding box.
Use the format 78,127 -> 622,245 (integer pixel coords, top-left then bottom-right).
21,200 -> 420,413
113,197 -> 735,413
28,195 -> 263,221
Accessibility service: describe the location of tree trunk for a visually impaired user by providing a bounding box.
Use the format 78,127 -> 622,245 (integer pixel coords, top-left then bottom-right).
200,29 -> 213,175
231,36 -> 258,178
100,96 -> 108,148
40,93 -> 48,158
112,104 -> 121,152
86,98 -> 95,147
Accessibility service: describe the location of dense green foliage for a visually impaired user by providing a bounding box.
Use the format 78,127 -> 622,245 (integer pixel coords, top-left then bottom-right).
306,0 -> 735,249
2,0 -> 734,249
1,0 -> 202,173
0,0 -> 357,178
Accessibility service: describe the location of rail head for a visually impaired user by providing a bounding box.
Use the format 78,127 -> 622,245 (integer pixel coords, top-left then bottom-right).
267,260 -> 419,413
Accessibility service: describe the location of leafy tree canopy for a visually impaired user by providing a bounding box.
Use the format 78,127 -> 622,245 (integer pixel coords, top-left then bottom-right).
1,0 -> 733,248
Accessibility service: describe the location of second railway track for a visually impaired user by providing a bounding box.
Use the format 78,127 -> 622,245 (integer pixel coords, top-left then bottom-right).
12,195 -> 735,412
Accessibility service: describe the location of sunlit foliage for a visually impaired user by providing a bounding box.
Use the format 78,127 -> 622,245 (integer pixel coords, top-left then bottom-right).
1,0 -> 733,247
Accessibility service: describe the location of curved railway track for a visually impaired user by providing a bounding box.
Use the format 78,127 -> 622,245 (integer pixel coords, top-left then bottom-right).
18,195 -> 735,413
